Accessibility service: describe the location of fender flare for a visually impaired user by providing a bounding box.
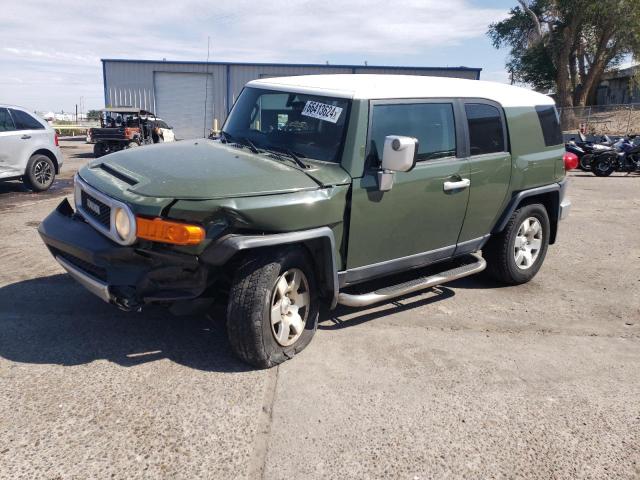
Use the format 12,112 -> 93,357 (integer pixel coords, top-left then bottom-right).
201,227 -> 340,308
492,179 -> 567,244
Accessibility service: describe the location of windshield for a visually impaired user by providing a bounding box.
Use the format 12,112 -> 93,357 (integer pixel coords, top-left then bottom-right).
222,87 -> 351,163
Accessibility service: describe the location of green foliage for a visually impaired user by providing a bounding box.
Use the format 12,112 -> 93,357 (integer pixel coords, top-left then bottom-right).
489,0 -> 640,106
86,109 -> 101,121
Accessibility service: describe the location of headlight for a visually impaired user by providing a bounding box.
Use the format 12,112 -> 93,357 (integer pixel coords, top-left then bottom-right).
114,208 -> 131,239
73,176 -> 81,209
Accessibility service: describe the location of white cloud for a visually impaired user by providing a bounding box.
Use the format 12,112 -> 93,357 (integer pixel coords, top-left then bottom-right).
0,0 -> 509,111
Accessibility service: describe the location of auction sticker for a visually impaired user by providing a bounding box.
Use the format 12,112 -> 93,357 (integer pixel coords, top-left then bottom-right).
301,101 -> 343,123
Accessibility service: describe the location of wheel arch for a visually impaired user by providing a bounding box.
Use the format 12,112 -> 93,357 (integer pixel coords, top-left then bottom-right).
493,182 -> 564,245
201,227 -> 340,308
31,149 -> 59,174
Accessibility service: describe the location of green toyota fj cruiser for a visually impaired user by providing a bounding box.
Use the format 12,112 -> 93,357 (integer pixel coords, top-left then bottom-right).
39,75 -> 572,368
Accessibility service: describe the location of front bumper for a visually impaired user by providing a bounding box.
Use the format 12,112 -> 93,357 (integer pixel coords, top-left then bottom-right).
38,199 -> 208,310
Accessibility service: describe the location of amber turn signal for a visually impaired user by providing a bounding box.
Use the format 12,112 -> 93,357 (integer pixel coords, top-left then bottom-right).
136,217 -> 205,245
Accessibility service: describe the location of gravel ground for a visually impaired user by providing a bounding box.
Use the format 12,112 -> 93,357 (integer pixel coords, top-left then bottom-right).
0,140 -> 638,479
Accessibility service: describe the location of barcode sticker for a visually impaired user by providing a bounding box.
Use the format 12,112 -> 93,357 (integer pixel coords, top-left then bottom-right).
301,101 -> 343,123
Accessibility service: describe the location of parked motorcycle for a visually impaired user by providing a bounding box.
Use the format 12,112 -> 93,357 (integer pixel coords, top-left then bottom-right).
565,132 -> 614,171
590,136 -> 640,176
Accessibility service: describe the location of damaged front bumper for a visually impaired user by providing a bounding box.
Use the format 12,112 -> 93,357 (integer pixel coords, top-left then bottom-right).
38,199 -> 209,311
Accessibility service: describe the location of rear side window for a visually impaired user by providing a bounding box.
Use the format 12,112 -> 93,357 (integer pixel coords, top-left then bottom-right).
0,108 -> 16,132
369,103 -> 456,162
535,105 -> 563,146
10,109 -> 45,130
465,103 -> 505,155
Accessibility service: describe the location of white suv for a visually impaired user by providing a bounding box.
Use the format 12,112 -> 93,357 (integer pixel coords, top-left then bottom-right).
0,105 -> 63,192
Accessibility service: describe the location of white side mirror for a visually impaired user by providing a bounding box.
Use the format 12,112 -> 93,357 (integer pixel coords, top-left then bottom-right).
378,135 -> 418,191
381,135 -> 418,172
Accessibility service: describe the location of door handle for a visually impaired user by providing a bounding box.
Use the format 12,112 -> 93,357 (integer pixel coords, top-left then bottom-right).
21,134 -> 31,140
443,178 -> 471,191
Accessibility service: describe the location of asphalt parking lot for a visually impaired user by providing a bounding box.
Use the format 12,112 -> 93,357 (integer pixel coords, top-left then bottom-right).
1,139 -> 639,479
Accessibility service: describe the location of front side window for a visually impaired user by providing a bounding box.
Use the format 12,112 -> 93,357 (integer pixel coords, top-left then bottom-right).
465,103 -> 505,155
369,103 -> 456,164
0,108 -> 16,132
223,88 -> 351,163
535,105 -> 563,146
10,109 -> 45,130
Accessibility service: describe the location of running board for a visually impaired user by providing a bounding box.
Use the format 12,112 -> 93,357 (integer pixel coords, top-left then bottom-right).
337,254 -> 486,307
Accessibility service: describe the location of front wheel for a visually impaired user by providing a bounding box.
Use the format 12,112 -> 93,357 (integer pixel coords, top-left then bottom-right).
226,247 -> 318,368
484,203 -> 550,285
93,142 -> 110,158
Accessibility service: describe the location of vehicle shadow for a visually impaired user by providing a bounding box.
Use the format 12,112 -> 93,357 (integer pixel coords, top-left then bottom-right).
319,286 -> 456,330
0,274 -> 252,373
570,173 -> 640,178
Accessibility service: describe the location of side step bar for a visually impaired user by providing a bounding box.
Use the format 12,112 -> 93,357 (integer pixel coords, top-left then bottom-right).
337,254 -> 486,307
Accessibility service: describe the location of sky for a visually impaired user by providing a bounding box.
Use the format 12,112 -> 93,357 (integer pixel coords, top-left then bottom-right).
0,0 -> 517,113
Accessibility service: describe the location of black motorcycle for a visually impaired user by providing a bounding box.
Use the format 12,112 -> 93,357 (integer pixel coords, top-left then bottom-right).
590,137 -> 640,176
565,132 -> 614,171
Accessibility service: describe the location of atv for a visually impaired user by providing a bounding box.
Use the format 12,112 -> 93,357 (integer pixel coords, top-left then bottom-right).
87,108 -> 175,158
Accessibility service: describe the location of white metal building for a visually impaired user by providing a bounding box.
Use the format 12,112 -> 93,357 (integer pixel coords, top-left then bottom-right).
102,59 -> 482,139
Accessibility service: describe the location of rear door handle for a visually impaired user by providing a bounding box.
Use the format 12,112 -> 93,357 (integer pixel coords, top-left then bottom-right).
21,134 -> 31,140
443,178 -> 471,191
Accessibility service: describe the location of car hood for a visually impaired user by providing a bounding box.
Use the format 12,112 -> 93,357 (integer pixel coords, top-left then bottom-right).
80,140 -> 351,200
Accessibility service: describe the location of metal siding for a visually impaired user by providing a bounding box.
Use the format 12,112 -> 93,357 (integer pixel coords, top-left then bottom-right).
227,65 -> 353,115
104,60 -> 481,127
104,61 -> 227,126
353,67 -> 478,79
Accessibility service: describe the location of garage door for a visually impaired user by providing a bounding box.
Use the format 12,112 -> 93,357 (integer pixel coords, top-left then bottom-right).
154,72 -> 214,140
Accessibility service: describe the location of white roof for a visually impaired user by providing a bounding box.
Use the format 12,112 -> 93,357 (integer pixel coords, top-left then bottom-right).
247,74 -> 554,108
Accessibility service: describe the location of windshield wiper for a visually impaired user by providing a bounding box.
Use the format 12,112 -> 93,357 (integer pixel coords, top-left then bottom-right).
262,146 -> 309,169
220,131 -> 260,154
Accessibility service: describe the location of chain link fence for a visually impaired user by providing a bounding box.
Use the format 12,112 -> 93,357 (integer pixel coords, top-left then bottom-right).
558,104 -> 640,136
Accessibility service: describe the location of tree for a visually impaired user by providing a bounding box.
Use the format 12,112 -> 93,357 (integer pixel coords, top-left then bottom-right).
87,109 -> 101,121
489,0 -> 640,107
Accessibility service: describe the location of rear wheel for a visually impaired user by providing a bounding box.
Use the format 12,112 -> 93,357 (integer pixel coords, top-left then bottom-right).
226,247 -> 318,368
592,155 -> 615,176
23,154 -> 55,192
126,141 -> 139,149
484,203 -> 550,285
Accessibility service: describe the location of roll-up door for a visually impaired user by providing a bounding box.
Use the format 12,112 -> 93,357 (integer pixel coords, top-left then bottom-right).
154,72 -> 214,139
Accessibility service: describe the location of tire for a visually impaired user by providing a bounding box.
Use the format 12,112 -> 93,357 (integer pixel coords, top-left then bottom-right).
226,246 -> 319,368
484,203 -> 550,285
579,154 -> 592,171
126,141 -> 139,149
93,142 -> 107,158
592,155 -> 615,176
23,154 -> 55,192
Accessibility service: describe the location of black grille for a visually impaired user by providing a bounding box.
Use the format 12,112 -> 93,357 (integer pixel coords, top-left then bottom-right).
81,190 -> 110,228
50,247 -> 107,282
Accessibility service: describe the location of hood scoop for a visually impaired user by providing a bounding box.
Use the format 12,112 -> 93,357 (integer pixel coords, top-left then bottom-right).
96,163 -> 138,186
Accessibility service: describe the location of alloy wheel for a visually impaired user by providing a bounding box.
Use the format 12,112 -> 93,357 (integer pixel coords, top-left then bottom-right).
33,159 -> 53,186
514,217 -> 543,270
270,268 -> 310,347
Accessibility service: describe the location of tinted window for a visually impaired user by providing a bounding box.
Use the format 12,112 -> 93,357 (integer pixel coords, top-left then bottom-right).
10,109 -> 45,130
465,103 -> 505,155
535,105 -> 563,146
0,108 -> 16,132
369,103 -> 456,163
